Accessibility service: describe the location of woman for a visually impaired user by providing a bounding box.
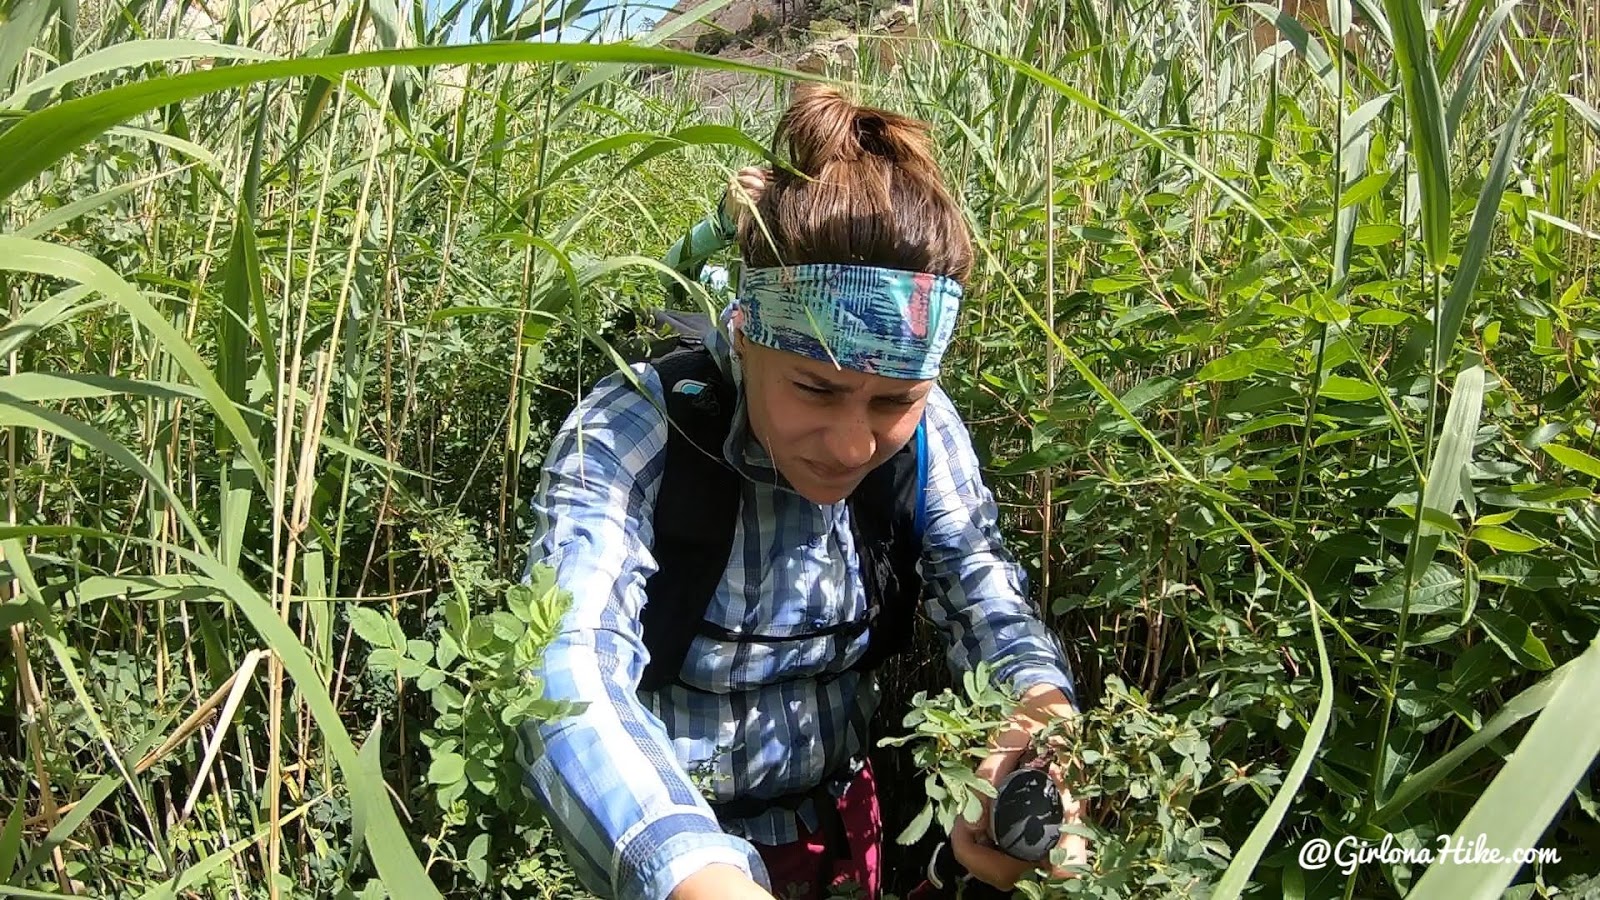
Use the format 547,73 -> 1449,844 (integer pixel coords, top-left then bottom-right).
519,85 -> 1086,900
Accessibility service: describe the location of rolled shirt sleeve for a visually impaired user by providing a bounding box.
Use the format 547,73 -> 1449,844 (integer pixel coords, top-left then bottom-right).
917,385 -> 1079,708
516,366 -> 768,899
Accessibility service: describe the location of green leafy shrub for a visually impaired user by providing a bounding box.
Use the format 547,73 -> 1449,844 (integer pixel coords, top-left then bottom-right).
885,668 -> 1290,899
349,558 -> 584,892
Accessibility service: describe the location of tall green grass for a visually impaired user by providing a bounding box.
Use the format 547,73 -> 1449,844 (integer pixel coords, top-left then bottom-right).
1,0 -> 1597,896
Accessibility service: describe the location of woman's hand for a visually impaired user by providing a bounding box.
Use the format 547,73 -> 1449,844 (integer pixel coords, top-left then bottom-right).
720,165 -> 769,232
950,684 -> 1090,890
670,863 -> 776,900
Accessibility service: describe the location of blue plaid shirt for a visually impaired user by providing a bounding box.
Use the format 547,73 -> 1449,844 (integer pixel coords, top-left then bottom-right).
518,214 -> 1075,900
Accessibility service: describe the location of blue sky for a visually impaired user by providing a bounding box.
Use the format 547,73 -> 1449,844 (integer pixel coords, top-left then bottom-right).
429,1 -> 667,43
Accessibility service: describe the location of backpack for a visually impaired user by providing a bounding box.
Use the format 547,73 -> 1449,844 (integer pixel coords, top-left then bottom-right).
619,308 -> 930,692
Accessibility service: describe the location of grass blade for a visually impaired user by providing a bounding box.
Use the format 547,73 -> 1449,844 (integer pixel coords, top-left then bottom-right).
1245,3 -> 1340,98
0,41 -> 817,202
1435,86 -> 1532,370
1,39 -> 274,108
1444,1 -> 1519,143
11,166 -> 194,239
1411,362 -> 1486,583
0,285 -> 98,358
0,372 -> 205,403
1407,631 -> 1600,898
169,546 -> 444,899
0,237 -> 265,483
1438,0 -> 1490,75
0,399 -> 211,551
0,798 -> 22,884
0,0 -> 55,90
1373,657 -> 1573,825
1381,0 -> 1453,271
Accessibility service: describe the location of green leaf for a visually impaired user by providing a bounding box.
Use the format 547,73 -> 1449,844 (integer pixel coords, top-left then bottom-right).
1360,564 -> 1463,615
1353,223 -> 1404,246
1244,3 -> 1339,97
1563,93 -> 1600,136
1477,611 -> 1555,671
0,285 -> 98,360
0,372 -> 204,404
993,442 -> 1072,476
1197,348 -> 1282,382
348,607 -> 394,649
897,801 -> 937,846
1408,363 -> 1485,585
465,833 -> 490,884
1376,655 -> 1575,826
0,0 -> 55,91
432,683 -> 466,715
406,639 -> 434,665
428,752 -> 466,786
1444,2 -> 1518,142
1318,375 -> 1380,402
13,166 -> 193,240
1339,171 -> 1391,208
616,124 -> 775,181
19,772 -> 124,879
1470,525 -> 1545,553
1477,555 -> 1565,590
0,399 -> 211,552
386,616 -> 407,650
436,631 -> 461,669
1543,444 -> 1600,480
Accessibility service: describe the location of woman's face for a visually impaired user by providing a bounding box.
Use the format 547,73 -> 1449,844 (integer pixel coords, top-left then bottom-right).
736,328 -> 933,506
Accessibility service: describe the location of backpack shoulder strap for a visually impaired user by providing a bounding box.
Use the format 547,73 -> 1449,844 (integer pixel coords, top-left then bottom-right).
849,418 -> 927,672
637,347 -> 740,692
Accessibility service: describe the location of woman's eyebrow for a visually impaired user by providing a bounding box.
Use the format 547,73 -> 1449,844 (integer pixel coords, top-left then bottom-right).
794,369 -> 853,392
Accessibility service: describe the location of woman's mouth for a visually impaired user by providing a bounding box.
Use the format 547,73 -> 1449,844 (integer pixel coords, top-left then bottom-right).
805,459 -> 859,482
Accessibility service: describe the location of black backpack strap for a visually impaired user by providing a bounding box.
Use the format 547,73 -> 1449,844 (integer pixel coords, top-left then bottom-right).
637,346 -> 740,692
848,425 -> 926,673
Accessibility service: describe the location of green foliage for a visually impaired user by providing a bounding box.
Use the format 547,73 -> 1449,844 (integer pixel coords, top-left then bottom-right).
2,0 -> 1599,897
879,661 -> 1021,843
1017,677 -> 1251,899
347,530 -> 589,894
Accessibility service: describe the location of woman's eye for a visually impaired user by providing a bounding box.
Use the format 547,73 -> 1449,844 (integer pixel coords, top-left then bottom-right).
794,382 -> 828,396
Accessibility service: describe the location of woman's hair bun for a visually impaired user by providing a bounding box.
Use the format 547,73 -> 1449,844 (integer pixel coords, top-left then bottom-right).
777,84 -> 937,174
740,83 -> 972,283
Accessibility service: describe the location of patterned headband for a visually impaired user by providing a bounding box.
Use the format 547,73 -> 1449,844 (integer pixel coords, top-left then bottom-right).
735,263 -> 963,380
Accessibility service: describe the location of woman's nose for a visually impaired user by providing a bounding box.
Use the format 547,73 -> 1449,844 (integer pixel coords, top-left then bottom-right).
824,414 -> 876,470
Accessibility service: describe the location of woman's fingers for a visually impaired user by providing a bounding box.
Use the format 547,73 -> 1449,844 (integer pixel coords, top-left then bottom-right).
722,166 -> 767,231
972,718 -> 1032,835
949,813 -> 1037,890
1047,786 -> 1091,877
971,744 -> 1024,835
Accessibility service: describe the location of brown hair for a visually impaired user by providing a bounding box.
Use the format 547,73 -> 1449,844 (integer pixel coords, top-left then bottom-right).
737,85 -> 973,284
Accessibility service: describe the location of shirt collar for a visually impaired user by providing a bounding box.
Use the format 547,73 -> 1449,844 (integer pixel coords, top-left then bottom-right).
704,302 -> 782,479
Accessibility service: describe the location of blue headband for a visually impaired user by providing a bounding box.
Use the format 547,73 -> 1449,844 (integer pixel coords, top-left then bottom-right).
736,263 -> 963,380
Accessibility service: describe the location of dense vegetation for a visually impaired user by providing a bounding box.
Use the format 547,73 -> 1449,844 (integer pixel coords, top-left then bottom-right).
1,0 -> 1598,898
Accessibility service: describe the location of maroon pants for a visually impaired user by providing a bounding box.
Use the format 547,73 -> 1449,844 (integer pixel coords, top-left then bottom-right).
754,761 -> 883,900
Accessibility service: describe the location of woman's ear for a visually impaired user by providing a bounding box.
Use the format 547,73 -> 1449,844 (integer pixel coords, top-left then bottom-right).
730,309 -> 747,359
